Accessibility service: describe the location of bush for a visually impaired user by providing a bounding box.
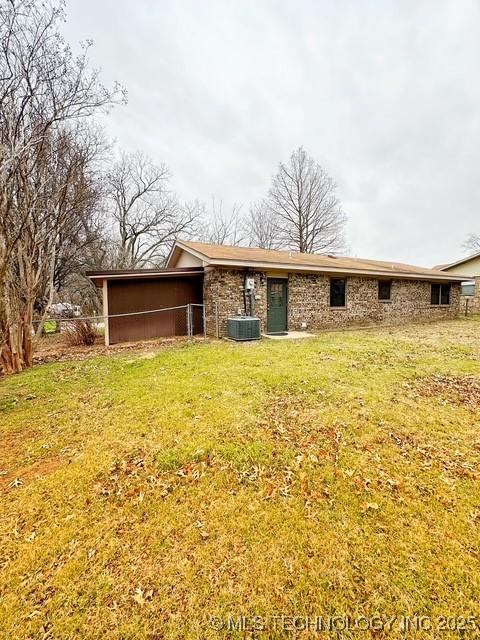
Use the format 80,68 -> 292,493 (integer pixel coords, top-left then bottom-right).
63,319 -> 97,346
43,320 -> 58,334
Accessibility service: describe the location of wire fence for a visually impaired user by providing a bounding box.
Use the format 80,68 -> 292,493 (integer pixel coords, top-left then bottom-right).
462,296 -> 480,316
35,303 -> 206,340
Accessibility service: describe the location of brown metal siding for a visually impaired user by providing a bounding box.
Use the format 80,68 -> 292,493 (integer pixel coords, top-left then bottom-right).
107,276 -> 203,344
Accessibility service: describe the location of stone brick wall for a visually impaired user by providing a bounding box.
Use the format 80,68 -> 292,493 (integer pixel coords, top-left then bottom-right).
288,274 -> 461,329
203,267 -> 461,336
203,268 -> 267,336
460,277 -> 480,315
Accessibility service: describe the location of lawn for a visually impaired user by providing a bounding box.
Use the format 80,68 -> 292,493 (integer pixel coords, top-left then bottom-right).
1,318 -> 480,639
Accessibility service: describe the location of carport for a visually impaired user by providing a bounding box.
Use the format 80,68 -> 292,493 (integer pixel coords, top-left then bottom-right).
87,267 -> 204,345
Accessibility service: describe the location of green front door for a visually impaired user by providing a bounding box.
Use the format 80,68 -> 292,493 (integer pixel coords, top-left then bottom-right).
267,278 -> 288,333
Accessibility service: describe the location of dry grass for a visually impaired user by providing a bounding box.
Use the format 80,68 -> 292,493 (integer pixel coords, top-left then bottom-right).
63,319 -> 98,347
1,317 -> 480,639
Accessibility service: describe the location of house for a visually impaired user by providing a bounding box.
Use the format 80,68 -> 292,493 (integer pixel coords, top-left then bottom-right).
435,251 -> 480,314
87,240 -> 464,345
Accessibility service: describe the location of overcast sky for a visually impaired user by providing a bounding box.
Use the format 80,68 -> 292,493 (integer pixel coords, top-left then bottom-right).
62,0 -> 480,267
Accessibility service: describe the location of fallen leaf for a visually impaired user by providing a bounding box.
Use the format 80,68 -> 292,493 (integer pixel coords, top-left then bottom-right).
132,588 -> 145,606
362,502 -> 380,513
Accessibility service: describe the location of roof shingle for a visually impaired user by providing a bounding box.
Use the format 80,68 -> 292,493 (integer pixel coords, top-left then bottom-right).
175,240 -> 464,281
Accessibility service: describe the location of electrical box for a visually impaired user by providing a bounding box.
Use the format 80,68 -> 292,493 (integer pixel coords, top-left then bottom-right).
245,276 -> 255,290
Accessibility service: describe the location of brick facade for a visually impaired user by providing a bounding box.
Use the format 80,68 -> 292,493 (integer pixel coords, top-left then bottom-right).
203,268 -> 267,336
203,267 -> 461,337
288,274 -> 460,329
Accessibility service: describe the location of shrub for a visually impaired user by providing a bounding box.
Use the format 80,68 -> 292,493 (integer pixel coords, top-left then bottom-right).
63,319 -> 97,346
43,320 -> 58,334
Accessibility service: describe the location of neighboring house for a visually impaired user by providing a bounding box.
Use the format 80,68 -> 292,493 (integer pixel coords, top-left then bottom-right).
435,251 -> 480,314
87,240 -> 463,345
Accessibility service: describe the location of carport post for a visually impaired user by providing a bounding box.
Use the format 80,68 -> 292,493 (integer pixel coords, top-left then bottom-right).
103,279 -> 110,346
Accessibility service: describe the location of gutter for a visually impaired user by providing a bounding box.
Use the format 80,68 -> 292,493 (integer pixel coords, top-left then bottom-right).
86,269 -> 204,281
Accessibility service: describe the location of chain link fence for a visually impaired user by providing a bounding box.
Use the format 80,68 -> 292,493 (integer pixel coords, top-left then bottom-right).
36,303 -> 206,342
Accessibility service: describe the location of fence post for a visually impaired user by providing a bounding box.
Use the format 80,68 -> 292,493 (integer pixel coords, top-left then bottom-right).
202,304 -> 207,341
186,304 -> 191,339
215,301 -> 219,338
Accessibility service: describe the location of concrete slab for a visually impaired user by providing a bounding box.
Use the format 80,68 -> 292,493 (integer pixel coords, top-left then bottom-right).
262,331 -> 316,340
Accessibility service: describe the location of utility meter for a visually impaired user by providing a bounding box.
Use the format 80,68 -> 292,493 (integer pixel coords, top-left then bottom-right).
245,276 -> 255,290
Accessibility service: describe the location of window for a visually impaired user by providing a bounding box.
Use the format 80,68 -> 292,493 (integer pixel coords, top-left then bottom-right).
431,283 -> 450,305
378,280 -> 392,301
440,284 -> 451,305
461,282 -> 475,296
330,278 -> 346,307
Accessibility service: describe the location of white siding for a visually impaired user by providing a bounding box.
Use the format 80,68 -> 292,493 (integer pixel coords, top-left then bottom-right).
443,255 -> 480,277
175,250 -> 203,267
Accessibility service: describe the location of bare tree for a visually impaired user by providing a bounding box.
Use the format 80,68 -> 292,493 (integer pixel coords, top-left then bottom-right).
35,133 -> 109,320
244,199 -> 282,249
464,234 -> 480,254
267,147 -> 346,254
200,197 -> 246,246
105,151 -> 200,267
0,0 -> 125,374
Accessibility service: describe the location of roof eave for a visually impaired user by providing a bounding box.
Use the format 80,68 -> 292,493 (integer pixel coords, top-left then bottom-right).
436,250 -> 480,272
166,240 -> 209,267
86,267 -> 204,284
205,258 -> 465,281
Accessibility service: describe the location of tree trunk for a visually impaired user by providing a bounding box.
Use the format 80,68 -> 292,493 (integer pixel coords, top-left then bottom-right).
22,301 -> 34,368
0,336 -> 15,374
0,323 -> 24,374
0,285 -> 28,374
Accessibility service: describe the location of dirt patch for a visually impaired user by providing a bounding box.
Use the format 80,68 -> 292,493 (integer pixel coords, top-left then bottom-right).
1,456 -> 65,493
33,334 -> 209,366
413,374 -> 480,409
